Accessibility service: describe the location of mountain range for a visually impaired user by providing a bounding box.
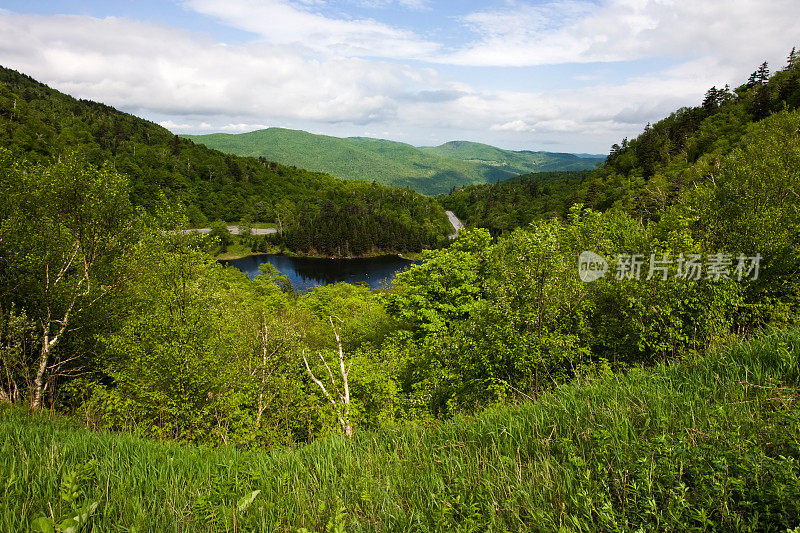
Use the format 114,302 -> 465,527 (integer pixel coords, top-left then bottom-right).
184,129 -> 604,196
0,65 -> 453,255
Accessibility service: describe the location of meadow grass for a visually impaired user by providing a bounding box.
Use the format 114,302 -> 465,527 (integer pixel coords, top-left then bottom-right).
2,328 -> 800,531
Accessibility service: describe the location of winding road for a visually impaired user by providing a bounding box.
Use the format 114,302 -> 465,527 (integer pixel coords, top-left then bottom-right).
177,226 -> 277,235
446,210 -> 464,240
180,212 -> 463,240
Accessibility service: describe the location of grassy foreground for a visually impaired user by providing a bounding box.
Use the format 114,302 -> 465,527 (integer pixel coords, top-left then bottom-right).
2,330 -> 800,532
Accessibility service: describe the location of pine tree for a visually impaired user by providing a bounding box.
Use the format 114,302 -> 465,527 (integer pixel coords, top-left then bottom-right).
718,84 -> 732,105
787,47 -> 799,71
702,86 -> 719,111
636,123 -> 658,179
756,62 -> 770,84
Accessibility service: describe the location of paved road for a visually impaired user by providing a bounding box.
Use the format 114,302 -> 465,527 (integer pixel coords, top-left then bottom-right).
446,210 -> 464,240
178,226 -> 277,235
181,214 -> 462,240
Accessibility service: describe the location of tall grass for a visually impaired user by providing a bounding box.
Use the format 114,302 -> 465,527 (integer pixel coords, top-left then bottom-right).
3,328 -> 800,531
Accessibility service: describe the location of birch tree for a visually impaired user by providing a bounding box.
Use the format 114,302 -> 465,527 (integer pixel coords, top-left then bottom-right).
0,151 -> 134,408
303,316 -> 353,437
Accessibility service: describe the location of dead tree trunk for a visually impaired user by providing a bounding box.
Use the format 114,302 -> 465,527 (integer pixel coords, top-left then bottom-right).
302,316 -> 353,437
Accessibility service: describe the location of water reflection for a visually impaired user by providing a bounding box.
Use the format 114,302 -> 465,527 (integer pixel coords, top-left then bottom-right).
222,254 -> 420,291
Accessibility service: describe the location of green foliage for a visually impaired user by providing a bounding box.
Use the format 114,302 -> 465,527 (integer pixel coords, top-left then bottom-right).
0,66 -> 452,256
30,460 -> 100,533
0,149 -> 140,408
3,327 -> 800,531
692,109 -> 800,328
380,203 -> 750,414
440,170 -> 591,235
208,219 -> 233,252
184,128 -> 602,196
279,181 -> 452,256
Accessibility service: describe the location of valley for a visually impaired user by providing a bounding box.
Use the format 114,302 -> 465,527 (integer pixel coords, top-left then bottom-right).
1,9 -> 800,529
184,128 -> 604,195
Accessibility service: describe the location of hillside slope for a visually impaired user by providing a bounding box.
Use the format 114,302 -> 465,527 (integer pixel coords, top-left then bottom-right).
422,140 -> 601,174
184,128 -> 603,195
3,328 -> 799,531
443,51 -> 800,235
0,66 -> 452,254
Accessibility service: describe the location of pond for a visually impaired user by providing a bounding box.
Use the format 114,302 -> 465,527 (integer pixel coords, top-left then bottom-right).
222,254 -> 420,291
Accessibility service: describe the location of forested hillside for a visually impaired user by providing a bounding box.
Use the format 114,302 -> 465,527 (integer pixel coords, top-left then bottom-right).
441,170 -> 592,235
0,67 -> 452,255
184,127 -> 603,195
422,140 -> 601,173
444,51 -> 800,234
3,51 -> 800,532
576,54 -> 800,219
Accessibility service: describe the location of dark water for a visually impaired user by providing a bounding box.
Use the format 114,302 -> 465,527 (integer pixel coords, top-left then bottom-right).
223,254 -> 420,291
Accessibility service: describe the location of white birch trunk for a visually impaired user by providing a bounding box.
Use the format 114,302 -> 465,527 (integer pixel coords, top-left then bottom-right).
302,316 -> 353,437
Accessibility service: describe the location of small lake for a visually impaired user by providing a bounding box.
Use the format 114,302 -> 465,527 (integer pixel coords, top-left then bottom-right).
223,254 -> 420,291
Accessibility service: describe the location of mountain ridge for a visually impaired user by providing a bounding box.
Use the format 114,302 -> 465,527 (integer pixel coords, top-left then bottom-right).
0,65 -> 454,255
183,128 -> 604,195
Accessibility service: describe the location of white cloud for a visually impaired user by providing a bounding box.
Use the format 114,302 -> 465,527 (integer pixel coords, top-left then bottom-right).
443,0 -> 800,69
0,13 -> 437,125
159,120 -> 193,130
181,0 -> 439,58
220,123 -> 269,132
491,120 -> 536,132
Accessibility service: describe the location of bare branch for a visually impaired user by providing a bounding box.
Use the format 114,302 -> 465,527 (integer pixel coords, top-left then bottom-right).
302,351 -> 336,409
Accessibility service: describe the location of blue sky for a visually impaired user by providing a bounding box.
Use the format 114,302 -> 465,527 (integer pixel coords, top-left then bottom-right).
1,0 -> 799,152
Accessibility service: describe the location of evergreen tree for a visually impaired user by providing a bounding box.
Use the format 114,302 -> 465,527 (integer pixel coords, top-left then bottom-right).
747,70 -> 758,87
636,123 -> 658,179
786,47 -> 798,71
756,62 -> 770,84
702,86 -> 719,112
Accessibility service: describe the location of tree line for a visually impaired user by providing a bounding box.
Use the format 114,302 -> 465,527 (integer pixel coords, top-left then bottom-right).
0,66 -> 451,257
1,53 -> 799,447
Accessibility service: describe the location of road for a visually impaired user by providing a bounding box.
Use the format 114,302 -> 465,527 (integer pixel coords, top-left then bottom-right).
180,213 -> 463,239
446,210 -> 464,240
177,226 -> 277,235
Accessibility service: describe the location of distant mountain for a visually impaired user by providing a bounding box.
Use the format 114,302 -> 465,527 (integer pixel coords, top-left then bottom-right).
421,140 -> 604,175
0,66 -> 453,255
184,129 -> 604,195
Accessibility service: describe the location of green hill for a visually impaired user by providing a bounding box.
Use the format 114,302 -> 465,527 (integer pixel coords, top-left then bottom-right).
422,140 -> 600,174
443,52 -> 800,236
0,66 -> 452,255
3,328 -> 799,531
183,128 -> 604,195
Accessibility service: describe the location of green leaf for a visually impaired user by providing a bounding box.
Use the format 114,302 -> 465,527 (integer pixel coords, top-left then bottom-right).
30,517 -> 55,533
236,490 -> 261,513
56,501 -> 99,533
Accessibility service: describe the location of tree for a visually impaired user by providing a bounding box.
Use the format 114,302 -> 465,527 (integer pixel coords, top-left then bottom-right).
208,220 -> 233,252
95,235 -> 253,442
238,215 -> 253,237
786,47 -> 798,71
694,109 -> 800,327
302,317 -> 354,436
702,86 -> 719,112
0,151 -> 136,408
635,123 -> 658,179
756,62 -> 770,84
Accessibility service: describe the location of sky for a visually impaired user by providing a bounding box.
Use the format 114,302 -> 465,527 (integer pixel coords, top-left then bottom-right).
1,1 -> 799,153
